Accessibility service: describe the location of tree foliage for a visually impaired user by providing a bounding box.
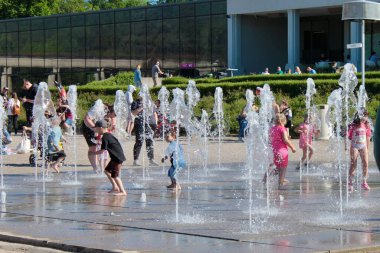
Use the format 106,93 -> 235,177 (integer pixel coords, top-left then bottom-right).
0,0 -> 149,19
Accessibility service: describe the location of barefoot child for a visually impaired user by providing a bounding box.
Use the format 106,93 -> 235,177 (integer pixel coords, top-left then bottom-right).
161,130 -> 186,190
348,111 -> 371,191
92,120 -> 127,196
268,113 -> 296,188
295,114 -> 320,170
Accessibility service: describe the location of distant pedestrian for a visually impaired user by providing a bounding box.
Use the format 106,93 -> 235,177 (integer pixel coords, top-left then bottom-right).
152,60 -> 163,87
134,64 -> 142,88
306,67 -> 317,74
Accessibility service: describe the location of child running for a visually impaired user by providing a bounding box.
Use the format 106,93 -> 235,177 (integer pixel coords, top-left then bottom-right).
268,113 -> 296,188
92,120 -> 127,196
294,114 -> 320,170
161,130 -> 186,190
348,111 -> 371,191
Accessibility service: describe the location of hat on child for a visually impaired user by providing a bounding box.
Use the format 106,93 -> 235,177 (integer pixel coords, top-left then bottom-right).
95,120 -> 108,128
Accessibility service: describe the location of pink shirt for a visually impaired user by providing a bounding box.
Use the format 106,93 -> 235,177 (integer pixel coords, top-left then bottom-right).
270,125 -> 287,151
348,122 -> 371,149
299,122 -> 315,148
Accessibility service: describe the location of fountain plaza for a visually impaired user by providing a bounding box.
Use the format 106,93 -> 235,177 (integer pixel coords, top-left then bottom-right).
0,133 -> 379,253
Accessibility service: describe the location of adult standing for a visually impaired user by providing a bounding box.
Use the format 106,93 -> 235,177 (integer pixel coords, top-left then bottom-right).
152,60 -> 163,87
7,92 -> 20,135
131,92 -> 158,166
134,64 -> 142,88
20,79 -> 38,127
306,67 -> 317,74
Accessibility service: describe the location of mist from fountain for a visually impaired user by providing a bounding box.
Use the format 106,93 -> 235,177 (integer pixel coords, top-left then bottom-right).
200,110 -> 210,174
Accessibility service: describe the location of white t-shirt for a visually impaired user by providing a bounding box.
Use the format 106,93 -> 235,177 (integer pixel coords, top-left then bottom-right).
7,98 -> 20,116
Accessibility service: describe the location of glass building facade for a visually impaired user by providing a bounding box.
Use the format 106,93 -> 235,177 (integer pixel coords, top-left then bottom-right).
0,0 -> 227,86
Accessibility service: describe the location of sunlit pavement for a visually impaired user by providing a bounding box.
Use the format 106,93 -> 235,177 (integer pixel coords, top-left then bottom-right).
0,135 -> 379,253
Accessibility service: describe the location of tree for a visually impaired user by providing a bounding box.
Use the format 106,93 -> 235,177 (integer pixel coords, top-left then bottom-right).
87,0 -> 148,10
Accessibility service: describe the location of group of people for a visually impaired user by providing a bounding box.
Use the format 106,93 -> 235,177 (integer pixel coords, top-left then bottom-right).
262,66 -> 316,75
83,86 -> 185,195
237,87 -> 372,191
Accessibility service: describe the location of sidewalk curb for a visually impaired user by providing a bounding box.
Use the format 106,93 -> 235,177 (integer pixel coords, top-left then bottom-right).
0,233 -> 123,253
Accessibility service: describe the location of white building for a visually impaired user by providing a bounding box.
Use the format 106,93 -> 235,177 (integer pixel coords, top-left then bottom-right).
227,0 -> 380,74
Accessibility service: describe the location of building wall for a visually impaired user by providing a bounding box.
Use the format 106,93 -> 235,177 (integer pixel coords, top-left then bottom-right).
0,0 -> 227,87
228,0 -> 380,15
240,15 -> 287,74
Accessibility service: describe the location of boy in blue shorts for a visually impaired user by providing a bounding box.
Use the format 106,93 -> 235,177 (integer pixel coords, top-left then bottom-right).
161,130 -> 186,190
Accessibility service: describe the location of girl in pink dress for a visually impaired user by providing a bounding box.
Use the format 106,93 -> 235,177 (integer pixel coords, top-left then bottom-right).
348,112 -> 371,191
295,114 -> 320,170
267,113 -> 296,188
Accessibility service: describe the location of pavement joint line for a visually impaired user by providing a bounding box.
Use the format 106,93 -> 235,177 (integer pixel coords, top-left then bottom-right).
0,211 -> 317,251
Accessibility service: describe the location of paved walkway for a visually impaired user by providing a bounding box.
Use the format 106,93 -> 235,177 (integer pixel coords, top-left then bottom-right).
0,135 -> 379,253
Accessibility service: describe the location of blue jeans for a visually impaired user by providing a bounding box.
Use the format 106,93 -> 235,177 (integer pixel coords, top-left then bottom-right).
238,119 -> 248,138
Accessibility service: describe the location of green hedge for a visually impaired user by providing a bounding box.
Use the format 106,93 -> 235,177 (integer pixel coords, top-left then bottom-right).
162,71 -> 380,85
64,71 -> 379,135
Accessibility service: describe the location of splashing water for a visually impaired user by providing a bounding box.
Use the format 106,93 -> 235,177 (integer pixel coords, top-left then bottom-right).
327,88 -> 344,218
32,82 -> 55,192
114,90 -> 129,137
257,84 -> 275,210
67,85 -> 80,184
213,87 -> 224,169
158,86 -> 170,173
304,78 -> 317,174
0,96 -> 6,189
185,80 -> 200,182
244,89 -> 258,231
170,88 -> 189,174
139,84 -> 154,179
200,109 -> 210,174
338,63 -> 358,204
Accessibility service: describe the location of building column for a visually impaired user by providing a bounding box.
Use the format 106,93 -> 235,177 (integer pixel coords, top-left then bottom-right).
1,67 -> 12,91
227,14 -> 242,72
350,22 -> 362,71
47,68 -> 60,86
287,9 -> 300,72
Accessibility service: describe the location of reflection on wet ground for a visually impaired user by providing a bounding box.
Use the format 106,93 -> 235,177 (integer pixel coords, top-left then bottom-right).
1,163 -> 380,253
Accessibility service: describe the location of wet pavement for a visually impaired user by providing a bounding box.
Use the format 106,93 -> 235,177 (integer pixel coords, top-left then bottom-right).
0,135 -> 379,253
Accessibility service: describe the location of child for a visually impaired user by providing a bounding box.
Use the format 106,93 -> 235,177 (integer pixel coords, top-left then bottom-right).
295,114 -> 320,170
47,117 -> 66,173
348,111 -> 371,191
161,130 -> 186,190
125,85 -> 136,137
92,120 -> 127,196
268,113 -> 296,188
